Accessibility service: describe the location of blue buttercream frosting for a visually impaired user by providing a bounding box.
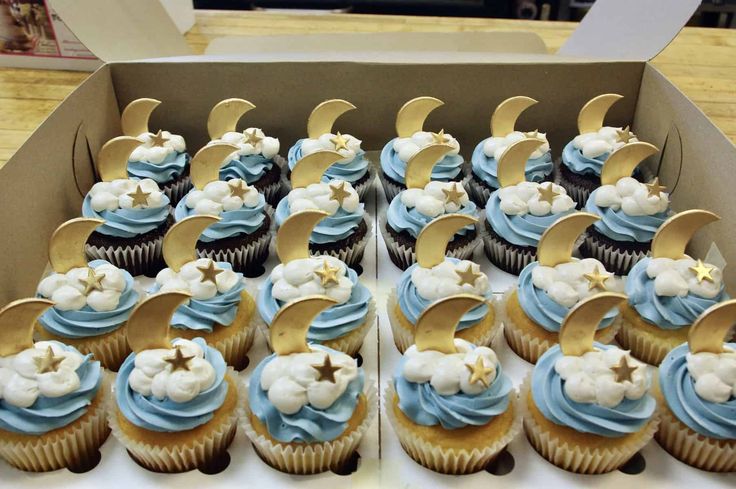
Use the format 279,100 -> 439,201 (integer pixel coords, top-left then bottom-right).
173,189 -> 267,242
386,192 -> 477,239
116,337 -> 229,432
380,137 -> 464,185
561,140 -> 609,177
471,139 -> 553,189
128,151 -> 189,184
82,183 -> 171,239
288,139 -> 369,184
585,188 -> 668,243
532,343 -> 656,437
659,343 -> 736,440
0,341 -> 102,435
248,345 -> 365,443
274,195 -> 365,244
220,154 -> 274,184
626,258 -> 729,330
37,260 -> 139,339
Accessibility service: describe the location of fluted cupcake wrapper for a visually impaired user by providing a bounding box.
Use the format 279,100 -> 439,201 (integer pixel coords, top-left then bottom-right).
241,379 -> 377,475
280,161 -> 375,201
86,235 -> 164,278
258,155 -> 286,206
162,174 -> 193,207
463,172 -> 494,209
615,318 -> 684,366
481,230 -> 536,276
580,233 -> 648,277
322,216 -> 372,270
553,164 -> 593,210
35,322 -> 130,372
378,170 -> 405,203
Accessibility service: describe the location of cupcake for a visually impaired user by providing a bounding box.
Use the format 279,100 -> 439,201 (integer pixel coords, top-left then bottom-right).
109,292 -> 240,472
258,210 -> 375,356
619,210 -> 729,365
0,299 -> 109,472
84,136 -> 172,277
383,144 -> 479,270
656,300 -> 736,472
35,218 -> 138,371
121,98 -> 192,205
206,98 -> 283,205
379,96 -> 464,202
482,138 -> 576,275
466,96 -> 553,207
275,150 -> 370,269
388,214 -> 496,352
286,99 -> 374,200
556,93 -> 640,205
150,215 -> 258,370
580,142 -> 670,275
522,292 -> 659,474
501,212 -> 624,364
174,142 -> 272,277
386,294 -> 520,474
242,296 -> 377,474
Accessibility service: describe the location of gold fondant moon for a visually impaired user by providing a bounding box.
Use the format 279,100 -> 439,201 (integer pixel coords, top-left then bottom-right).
0,298 -> 54,356
559,292 -> 627,356
276,210 -> 329,263
270,295 -> 338,355
290,150 -> 344,189
121,98 -> 161,137
126,291 -> 191,353
207,98 -> 256,140
49,218 -> 104,273
395,96 -> 444,138
190,143 -> 239,190
405,143 -> 454,189
651,210 -> 720,260
307,99 -> 356,139
96,136 -> 143,182
416,214 -> 478,268
577,93 -> 623,134
688,299 -> 736,354
537,212 -> 600,267
162,215 -> 221,272
497,138 -> 545,188
491,96 -> 538,137
414,294 -> 485,354
599,142 -> 658,186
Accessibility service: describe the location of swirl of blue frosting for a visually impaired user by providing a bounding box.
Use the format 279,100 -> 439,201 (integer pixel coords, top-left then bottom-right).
82,185 -> 171,239
561,140 -> 609,176
220,154 -> 274,184
532,343 -> 656,437
128,151 -> 189,184
248,345 -> 365,442
471,139 -> 553,189
397,259 -> 490,331
659,343 -> 736,440
258,265 -> 371,342
288,139 -> 369,184
0,341 -> 102,435
517,262 -> 617,333
626,258 -> 729,330
173,190 -> 267,242
380,137 -> 464,184
148,263 -> 245,332
37,260 -> 139,339
116,337 -> 228,432
585,188 -> 668,243
386,193 -> 477,239
274,195 -> 365,244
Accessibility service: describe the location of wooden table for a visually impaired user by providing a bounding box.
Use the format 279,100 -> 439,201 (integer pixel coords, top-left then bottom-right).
1,10 -> 735,167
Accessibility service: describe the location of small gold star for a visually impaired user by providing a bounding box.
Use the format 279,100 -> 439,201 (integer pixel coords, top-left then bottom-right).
329,181 -> 351,206
616,125 -> 635,144
583,266 -> 611,291
312,355 -> 342,383
314,260 -> 340,287
526,129 -> 540,139
442,183 -> 465,206
330,132 -> 349,151
78,268 -> 105,295
243,129 -> 263,146
689,259 -> 715,283
34,346 -> 65,374
610,356 -> 638,383
197,260 -> 223,285
430,128 -> 448,144
228,180 -> 248,199
127,185 -> 151,208
148,130 -> 169,148
164,346 -> 194,372
537,183 -> 560,205
456,263 -> 482,287
465,357 -> 494,388
645,177 -> 667,198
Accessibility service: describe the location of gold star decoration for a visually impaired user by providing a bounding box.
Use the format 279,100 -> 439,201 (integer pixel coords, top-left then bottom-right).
616,125 -> 635,144
526,129 -> 540,139
329,181 -> 351,206
430,128 -> 448,144
537,183 -> 559,205
645,177 -> 667,198
78,268 -> 105,295
314,260 -> 340,287
610,355 -> 638,383
127,185 -> 151,208
34,346 -> 65,374
689,259 -> 715,283
456,263 -> 482,287
164,346 -> 194,372
197,260 -> 223,285
465,357 -> 494,388
148,130 -> 169,148
330,132 -> 349,151
244,129 -> 263,146
312,355 -> 342,383
228,180 -> 248,199
583,266 -> 611,291
442,183 -> 465,206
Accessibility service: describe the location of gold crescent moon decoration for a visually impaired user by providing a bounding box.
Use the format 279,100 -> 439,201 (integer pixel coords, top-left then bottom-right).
96,136 -> 144,182
414,294 -> 485,354
276,210 -> 329,263
0,298 -> 54,357
121,98 -> 161,137
599,141 -> 659,186
577,93 -> 623,135
126,291 -> 191,353
558,292 -> 627,356
395,96 -> 444,138
650,210 -> 720,260
306,99 -> 356,139
207,98 -> 256,140
415,214 -> 478,268
537,212 -> 600,267
270,295 -> 338,355
190,143 -> 240,190
497,138 -> 545,188
491,96 -> 538,137
688,299 -> 736,354
405,143 -> 454,189
162,215 -> 221,272
48,218 -> 104,273
290,150 -> 344,189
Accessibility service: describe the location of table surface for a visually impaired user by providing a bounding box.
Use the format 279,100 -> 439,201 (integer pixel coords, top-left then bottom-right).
1,10 -> 735,167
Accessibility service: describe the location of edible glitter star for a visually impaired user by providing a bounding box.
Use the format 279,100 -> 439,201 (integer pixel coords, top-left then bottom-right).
583,266 -> 611,291
312,355 -> 341,383
537,183 -> 559,205
689,259 -> 715,283
197,260 -> 223,285
78,268 -> 105,295
645,177 -> 667,198
465,357 -> 494,388
442,183 -> 465,206
610,356 -> 638,383
431,128 -> 448,144
244,129 -> 263,146
456,263 -> 482,287
34,346 -> 65,374
314,260 -> 340,287
127,185 -> 151,208
330,132 -> 349,151
164,346 -> 194,372
228,180 -> 248,199
329,181 -> 351,206
148,130 -> 169,148
616,125 -> 635,144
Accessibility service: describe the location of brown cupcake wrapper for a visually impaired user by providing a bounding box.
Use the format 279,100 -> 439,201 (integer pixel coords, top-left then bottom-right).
86,235 -> 164,278
162,174 -> 193,207
581,233 -> 648,276
280,159 -> 375,201
616,317 -> 682,366
36,322 -> 130,372
481,228 -> 536,276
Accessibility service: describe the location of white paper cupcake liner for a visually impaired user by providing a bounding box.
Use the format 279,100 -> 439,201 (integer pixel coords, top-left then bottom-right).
463,172 -> 495,209
313,215 -> 372,269
163,174 -> 193,207
86,234 -> 164,277
35,322 -> 130,372
553,163 -> 593,210
378,170 -> 405,203
616,317 -> 685,366
481,228 -> 536,276
196,228 -> 272,276
580,232 -> 649,276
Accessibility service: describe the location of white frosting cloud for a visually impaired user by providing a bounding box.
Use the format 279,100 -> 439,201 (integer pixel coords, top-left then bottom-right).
646,257 -> 723,298
288,180 -> 360,214
400,181 -> 469,218
128,338 -> 216,403
594,177 -> 669,216
403,339 -> 499,396
155,258 -> 241,301
88,178 -> 165,212
411,259 -> 489,301
259,349 -> 358,414
483,130 -> 550,160
393,130 -> 461,162
532,258 -> 624,308
213,128 -> 280,160
573,126 -> 638,159
686,349 -> 736,403
37,264 -> 127,312
0,341 -> 85,408
300,132 -> 362,164
185,179 -> 260,215
555,348 -> 650,408
129,131 -> 186,164
497,181 -> 575,216
269,255 -> 352,304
